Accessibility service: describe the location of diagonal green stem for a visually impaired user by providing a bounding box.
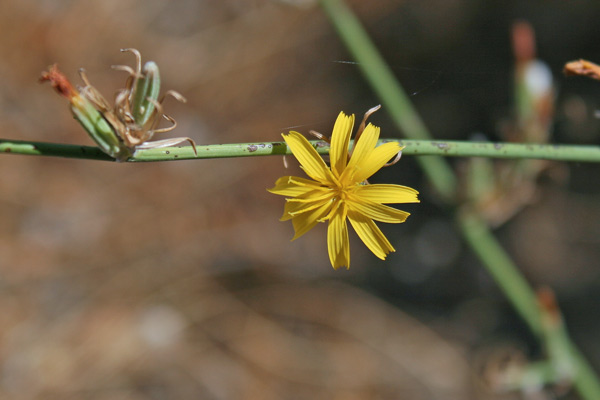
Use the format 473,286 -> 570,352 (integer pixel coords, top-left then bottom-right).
458,211 -> 543,335
3,138 -> 600,163
318,0 -> 457,202
318,0 -> 600,398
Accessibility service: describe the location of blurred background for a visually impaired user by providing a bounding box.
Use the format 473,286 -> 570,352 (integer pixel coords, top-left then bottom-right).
1,0 -> 600,398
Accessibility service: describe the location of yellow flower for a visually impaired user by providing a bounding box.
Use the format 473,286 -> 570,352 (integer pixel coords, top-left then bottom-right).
269,111 -> 419,269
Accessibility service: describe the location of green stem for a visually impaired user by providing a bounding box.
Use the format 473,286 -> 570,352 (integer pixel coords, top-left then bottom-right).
459,211 -> 600,398
318,0 -> 600,398
570,342 -> 600,399
3,138 -> 600,163
319,0 -> 457,202
458,211 -> 543,335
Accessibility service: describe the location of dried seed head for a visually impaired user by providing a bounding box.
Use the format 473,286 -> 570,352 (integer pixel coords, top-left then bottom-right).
41,49 -> 196,159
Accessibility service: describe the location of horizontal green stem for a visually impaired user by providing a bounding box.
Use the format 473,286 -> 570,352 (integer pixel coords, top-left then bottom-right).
2,138 -> 600,163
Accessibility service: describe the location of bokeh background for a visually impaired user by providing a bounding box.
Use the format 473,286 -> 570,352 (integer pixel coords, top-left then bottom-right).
1,1 -> 600,399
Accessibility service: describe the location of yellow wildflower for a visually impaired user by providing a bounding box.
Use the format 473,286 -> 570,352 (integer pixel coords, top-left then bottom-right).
269,111 -> 419,269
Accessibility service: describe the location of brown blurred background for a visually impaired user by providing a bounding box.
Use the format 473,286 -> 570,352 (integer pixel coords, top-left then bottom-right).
1,1 -> 600,399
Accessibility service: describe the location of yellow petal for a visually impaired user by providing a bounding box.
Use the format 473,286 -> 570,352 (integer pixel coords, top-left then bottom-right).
347,199 -> 411,223
280,206 -> 293,221
268,176 -> 323,197
283,131 -> 334,185
352,142 -> 402,183
343,123 -> 380,182
353,184 -> 419,204
327,203 -> 350,269
288,176 -> 326,188
329,112 -> 354,178
282,191 -> 333,220
286,189 -> 333,205
348,210 -> 394,260
291,201 -> 331,240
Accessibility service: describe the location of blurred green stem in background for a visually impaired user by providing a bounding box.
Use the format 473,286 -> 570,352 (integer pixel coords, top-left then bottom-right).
3,138 -> 600,163
458,211 -> 542,334
318,0 -> 457,202
318,0 -> 600,398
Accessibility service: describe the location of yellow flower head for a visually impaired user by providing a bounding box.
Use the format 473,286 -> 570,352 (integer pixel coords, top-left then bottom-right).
269,111 -> 420,269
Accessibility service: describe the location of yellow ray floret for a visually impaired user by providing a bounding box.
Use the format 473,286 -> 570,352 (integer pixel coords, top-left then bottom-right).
268,111 -> 419,269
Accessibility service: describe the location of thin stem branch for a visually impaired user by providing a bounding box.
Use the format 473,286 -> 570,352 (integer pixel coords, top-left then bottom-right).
318,0 -> 600,398
3,138 -> 600,163
458,211 -> 543,335
319,0 -> 457,201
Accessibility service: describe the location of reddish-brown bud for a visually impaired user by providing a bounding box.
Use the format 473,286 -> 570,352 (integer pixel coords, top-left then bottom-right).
40,64 -> 78,99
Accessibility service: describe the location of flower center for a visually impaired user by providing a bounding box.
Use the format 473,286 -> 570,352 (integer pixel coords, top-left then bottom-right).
333,182 -> 352,203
